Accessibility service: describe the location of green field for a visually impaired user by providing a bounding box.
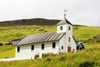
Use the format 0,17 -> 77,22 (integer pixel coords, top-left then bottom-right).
0,25 -> 100,67
0,25 -> 100,44
0,25 -> 56,44
0,43 -> 100,67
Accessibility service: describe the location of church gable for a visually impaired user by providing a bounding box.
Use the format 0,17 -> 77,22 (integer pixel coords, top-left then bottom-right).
57,18 -> 72,25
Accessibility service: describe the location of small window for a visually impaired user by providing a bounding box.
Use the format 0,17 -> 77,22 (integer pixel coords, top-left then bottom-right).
41,44 -> 44,49
17,47 -> 20,52
31,45 -> 34,50
80,44 -> 82,48
69,37 -> 70,42
69,26 -> 71,30
52,42 -> 56,48
61,46 -> 63,50
60,26 -> 63,30
73,49 -> 75,52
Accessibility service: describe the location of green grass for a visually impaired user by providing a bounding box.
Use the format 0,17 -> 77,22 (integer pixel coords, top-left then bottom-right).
73,26 -> 100,41
1,25 -> 100,44
0,45 -> 15,59
0,25 -> 100,66
0,25 -> 56,44
0,43 -> 100,67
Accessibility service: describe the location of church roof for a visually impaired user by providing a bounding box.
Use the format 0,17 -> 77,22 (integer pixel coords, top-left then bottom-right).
15,31 -> 66,46
57,18 -> 72,25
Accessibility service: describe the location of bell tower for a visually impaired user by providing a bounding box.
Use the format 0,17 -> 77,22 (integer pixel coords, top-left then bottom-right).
57,10 -> 73,34
57,10 -> 74,53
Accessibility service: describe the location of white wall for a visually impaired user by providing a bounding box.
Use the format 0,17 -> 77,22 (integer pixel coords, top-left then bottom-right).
57,22 -> 76,53
15,41 -> 59,59
71,37 -> 77,52
15,19 -> 77,59
58,34 -> 66,53
57,24 -> 67,33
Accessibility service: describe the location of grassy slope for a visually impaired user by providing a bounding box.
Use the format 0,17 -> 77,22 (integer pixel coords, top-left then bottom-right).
73,26 -> 100,41
1,25 -> 100,44
0,26 -> 100,58
0,43 -> 100,67
0,25 -> 100,66
0,25 -> 56,43
0,46 -> 15,59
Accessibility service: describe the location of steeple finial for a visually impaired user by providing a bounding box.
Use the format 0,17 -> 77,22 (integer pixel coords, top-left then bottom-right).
64,10 -> 67,18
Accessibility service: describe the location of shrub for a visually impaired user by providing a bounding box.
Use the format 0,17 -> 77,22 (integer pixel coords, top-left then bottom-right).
34,54 -> 39,59
42,53 -> 57,58
59,52 -> 67,55
79,61 -> 95,67
45,57 -> 52,62
5,57 -> 8,58
42,53 -> 46,58
59,56 -> 66,61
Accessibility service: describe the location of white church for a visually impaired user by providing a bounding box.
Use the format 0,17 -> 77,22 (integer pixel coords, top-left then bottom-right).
15,14 -> 77,59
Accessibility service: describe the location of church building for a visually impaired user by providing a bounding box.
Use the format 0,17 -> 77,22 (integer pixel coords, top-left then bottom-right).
15,14 -> 77,59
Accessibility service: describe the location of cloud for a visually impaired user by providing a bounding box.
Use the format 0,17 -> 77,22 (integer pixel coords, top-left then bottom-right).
0,0 -> 100,26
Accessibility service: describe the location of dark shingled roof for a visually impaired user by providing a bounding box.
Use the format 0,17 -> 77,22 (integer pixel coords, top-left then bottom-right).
16,31 -> 66,45
57,18 -> 72,25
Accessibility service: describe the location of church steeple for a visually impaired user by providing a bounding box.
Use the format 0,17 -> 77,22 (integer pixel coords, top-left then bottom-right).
57,10 -> 72,26
64,10 -> 67,18
57,11 -> 73,34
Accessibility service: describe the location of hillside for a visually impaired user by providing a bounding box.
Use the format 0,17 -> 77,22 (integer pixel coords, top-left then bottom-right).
0,43 -> 100,67
0,25 -> 100,44
0,24 -> 100,66
0,26 -> 100,58
73,26 -> 100,42
0,18 -> 60,27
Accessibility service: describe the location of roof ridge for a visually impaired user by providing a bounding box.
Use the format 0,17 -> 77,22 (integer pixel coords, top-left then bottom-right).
16,31 -> 65,45
57,18 -> 72,25
65,18 -> 72,25
26,31 -> 56,36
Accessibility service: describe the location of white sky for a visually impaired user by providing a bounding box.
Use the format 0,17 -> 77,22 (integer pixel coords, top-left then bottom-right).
0,0 -> 100,26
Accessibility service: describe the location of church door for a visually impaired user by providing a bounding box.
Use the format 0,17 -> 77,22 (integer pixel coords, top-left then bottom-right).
68,46 -> 71,53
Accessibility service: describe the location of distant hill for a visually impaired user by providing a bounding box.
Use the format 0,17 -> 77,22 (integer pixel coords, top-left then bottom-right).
73,24 -> 86,27
0,18 -> 85,27
0,18 -> 61,27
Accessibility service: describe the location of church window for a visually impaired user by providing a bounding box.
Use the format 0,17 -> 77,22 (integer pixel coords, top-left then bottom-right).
52,42 -> 56,48
31,45 -> 34,50
73,49 -> 75,52
60,26 -> 63,30
61,46 -> 63,50
41,44 -> 44,49
69,37 -> 71,42
69,26 -> 71,30
17,47 -> 20,52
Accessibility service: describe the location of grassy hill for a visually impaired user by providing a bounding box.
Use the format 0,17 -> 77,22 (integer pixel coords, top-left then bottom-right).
0,18 -> 60,27
0,25 -> 57,44
73,26 -> 100,41
0,43 -> 100,67
0,25 -> 100,44
0,18 -> 100,66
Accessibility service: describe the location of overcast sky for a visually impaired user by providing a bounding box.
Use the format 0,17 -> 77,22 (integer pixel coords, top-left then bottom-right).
0,0 -> 100,26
